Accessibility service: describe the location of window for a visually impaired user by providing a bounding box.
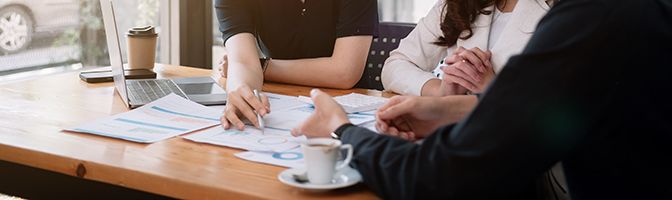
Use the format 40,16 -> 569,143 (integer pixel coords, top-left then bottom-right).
0,0 -> 160,82
210,0 -> 435,66
378,0 -> 435,23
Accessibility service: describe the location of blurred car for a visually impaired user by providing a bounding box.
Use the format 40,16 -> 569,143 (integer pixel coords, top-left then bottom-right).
0,0 -> 79,54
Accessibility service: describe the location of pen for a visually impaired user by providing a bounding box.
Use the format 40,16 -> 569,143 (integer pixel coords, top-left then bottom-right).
253,89 -> 265,134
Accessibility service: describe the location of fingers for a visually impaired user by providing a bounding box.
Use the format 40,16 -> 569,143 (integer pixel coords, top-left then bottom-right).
378,98 -> 415,120
443,47 -> 466,65
445,73 -> 479,92
441,64 -> 480,89
453,46 -> 466,55
220,115 -> 230,129
467,47 -> 492,72
224,86 -> 267,129
290,128 -> 302,137
259,93 -> 271,114
310,89 -> 344,115
240,89 -> 267,115
386,125 -> 400,137
375,118 -> 388,133
223,106 -> 245,130
443,53 -> 462,65
458,49 -> 486,73
292,90 -> 345,138
442,61 -> 481,84
377,96 -> 407,114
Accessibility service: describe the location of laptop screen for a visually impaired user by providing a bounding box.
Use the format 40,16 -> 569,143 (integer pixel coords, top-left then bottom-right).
100,0 -> 129,106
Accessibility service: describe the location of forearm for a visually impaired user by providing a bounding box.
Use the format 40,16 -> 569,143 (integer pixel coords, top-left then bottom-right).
224,33 -> 263,91
226,62 -> 263,91
265,36 -> 371,89
264,57 -> 363,89
381,60 -> 439,96
436,95 -> 479,123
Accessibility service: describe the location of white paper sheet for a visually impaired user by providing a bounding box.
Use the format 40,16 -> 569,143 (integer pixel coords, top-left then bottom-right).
67,94 -> 221,143
265,93 -> 307,111
234,121 -> 379,168
234,147 -> 305,169
184,125 -> 306,152
184,105 -> 373,151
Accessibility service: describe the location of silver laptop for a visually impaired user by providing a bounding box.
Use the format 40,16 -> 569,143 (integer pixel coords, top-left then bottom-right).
101,0 -> 226,108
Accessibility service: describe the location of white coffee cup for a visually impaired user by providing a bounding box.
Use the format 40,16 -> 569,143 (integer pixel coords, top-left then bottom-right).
301,138 -> 353,185
126,25 -> 158,69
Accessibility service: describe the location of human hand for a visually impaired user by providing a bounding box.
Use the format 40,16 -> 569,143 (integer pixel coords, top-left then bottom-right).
221,84 -> 270,130
376,95 -> 476,140
214,53 -> 229,78
440,47 -> 495,94
292,89 -> 351,138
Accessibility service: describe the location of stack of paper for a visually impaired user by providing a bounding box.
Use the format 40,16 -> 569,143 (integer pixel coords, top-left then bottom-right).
66,94 -> 221,143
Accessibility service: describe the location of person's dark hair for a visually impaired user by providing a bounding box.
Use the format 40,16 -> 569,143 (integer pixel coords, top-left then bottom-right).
435,0 -> 499,47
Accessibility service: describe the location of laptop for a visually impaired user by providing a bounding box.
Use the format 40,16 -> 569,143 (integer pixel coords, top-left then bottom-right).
100,0 -> 226,108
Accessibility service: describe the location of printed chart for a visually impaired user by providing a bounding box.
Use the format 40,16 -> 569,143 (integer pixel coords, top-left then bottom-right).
67,94 -> 222,143
235,147 -> 305,169
184,125 -> 305,152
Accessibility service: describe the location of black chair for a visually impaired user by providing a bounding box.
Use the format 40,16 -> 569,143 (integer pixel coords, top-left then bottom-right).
354,22 -> 416,90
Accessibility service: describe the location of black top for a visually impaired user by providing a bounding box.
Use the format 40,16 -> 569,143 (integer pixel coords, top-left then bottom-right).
215,0 -> 378,59
340,0 -> 672,199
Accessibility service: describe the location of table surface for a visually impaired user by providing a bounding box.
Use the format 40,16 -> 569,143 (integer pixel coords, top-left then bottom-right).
0,64 -> 389,199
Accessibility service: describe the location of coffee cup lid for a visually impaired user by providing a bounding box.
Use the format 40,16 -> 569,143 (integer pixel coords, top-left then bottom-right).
127,26 -> 157,37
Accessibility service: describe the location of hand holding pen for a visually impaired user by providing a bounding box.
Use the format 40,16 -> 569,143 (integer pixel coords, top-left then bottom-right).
220,86 -> 270,131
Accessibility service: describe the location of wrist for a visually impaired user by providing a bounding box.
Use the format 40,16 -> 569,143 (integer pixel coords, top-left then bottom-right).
420,79 -> 442,96
329,116 -> 350,133
331,123 -> 354,140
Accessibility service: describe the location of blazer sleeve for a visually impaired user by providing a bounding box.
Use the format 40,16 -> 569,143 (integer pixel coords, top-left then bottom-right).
381,1 -> 449,96
342,0 -> 615,199
214,0 -> 256,45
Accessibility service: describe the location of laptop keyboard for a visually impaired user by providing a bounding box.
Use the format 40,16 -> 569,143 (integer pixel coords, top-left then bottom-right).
127,79 -> 188,104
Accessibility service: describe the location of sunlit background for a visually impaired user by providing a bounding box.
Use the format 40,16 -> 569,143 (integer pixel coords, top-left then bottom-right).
0,0 -> 433,82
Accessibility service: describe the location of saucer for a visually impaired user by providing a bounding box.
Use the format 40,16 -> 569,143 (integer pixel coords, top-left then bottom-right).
278,167 -> 362,191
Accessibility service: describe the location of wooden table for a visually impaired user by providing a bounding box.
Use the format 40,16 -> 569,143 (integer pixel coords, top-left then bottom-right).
0,64 -> 385,199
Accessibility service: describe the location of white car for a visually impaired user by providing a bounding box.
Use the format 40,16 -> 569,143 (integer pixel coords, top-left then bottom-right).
0,0 -> 79,54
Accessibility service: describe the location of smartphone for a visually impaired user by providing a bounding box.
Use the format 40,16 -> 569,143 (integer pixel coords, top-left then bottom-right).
79,69 -> 157,83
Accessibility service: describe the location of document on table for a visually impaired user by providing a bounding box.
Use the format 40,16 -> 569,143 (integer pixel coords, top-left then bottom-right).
184,125 -> 306,152
234,121 -> 380,168
184,105 -> 375,152
235,147 -> 305,169
66,94 -> 222,143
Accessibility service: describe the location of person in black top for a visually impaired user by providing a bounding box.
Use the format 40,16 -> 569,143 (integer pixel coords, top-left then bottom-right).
292,0 -> 672,199
215,0 -> 378,131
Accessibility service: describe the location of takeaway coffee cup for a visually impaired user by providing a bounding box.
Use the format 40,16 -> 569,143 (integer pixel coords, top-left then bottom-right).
301,138 -> 353,184
126,25 -> 158,69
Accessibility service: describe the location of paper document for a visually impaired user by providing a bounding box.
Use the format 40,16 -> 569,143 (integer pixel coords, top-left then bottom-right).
184,125 -> 305,152
297,93 -> 389,113
235,147 -> 305,169
266,93 -> 307,111
184,105 -> 374,152
67,94 -> 222,143
234,122 -> 379,168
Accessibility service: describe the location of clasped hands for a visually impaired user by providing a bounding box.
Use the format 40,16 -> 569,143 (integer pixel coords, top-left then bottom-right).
436,47 -> 496,95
